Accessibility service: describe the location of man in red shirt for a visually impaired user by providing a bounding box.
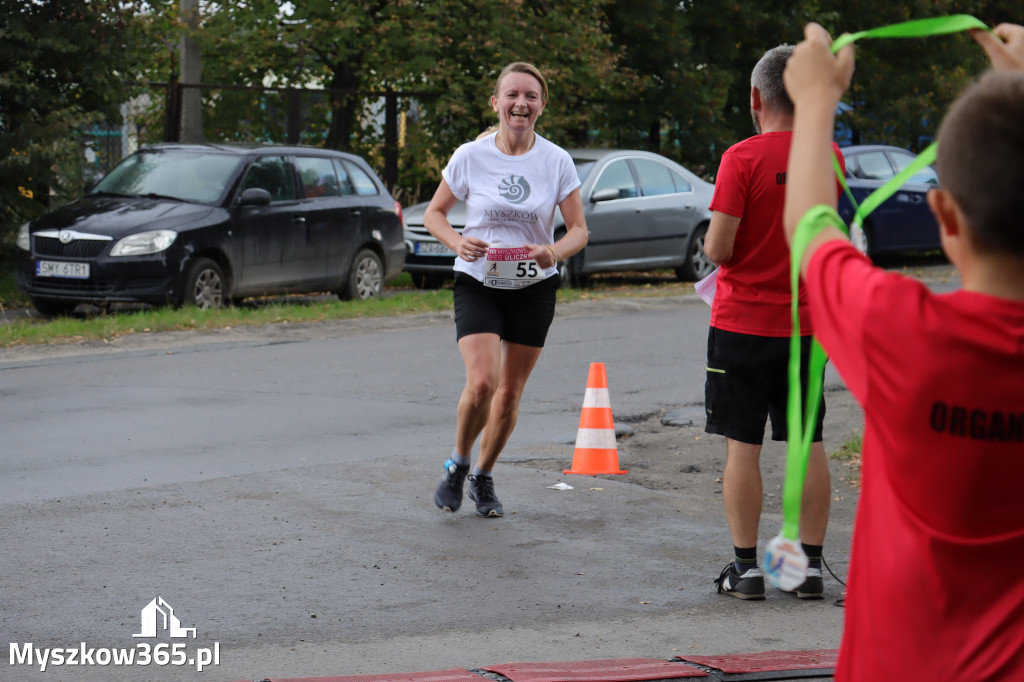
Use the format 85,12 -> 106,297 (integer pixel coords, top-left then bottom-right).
705,44 -> 843,600
784,22 -> 1024,681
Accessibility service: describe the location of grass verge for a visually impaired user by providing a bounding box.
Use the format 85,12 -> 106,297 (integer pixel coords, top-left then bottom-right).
0,271 -> 694,348
830,432 -> 863,488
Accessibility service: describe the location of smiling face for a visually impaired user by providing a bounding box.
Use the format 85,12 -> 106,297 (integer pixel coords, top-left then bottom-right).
491,70 -> 546,132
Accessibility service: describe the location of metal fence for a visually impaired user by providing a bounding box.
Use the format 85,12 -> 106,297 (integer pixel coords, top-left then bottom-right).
105,80 -> 438,199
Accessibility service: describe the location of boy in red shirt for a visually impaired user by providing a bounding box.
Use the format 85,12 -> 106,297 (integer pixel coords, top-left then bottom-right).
783,22 -> 1024,681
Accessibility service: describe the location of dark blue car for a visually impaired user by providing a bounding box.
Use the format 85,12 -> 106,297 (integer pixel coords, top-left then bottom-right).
837,144 -> 940,257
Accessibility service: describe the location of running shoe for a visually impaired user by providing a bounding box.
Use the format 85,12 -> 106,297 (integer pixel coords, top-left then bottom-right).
467,474 -> 504,517
780,567 -> 824,599
714,562 -> 766,600
433,459 -> 470,512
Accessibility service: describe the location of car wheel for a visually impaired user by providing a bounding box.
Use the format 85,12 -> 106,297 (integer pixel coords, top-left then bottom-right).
182,257 -> 226,309
341,248 -> 383,300
676,223 -> 714,281
852,221 -> 872,258
410,272 -> 444,290
557,254 -> 588,288
30,297 -> 78,317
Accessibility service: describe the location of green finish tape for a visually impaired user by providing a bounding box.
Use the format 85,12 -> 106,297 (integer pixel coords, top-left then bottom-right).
781,15 -> 989,543
830,15 -> 989,52
833,153 -> 859,211
783,205 -> 845,540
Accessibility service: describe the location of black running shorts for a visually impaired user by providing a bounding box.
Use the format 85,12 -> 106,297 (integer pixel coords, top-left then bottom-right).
704,327 -> 826,445
452,272 -> 559,348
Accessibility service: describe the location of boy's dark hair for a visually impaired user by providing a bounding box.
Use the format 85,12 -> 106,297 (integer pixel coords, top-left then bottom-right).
936,71 -> 1024,257
752,45 -> 795,116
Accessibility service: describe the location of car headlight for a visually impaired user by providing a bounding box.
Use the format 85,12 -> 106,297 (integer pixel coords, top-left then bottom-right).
16,223 -> 30,249
110,230 -> 177,256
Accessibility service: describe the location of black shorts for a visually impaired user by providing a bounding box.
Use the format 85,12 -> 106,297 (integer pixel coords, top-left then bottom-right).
704,327 -> 826,445
452,272 -> 559,348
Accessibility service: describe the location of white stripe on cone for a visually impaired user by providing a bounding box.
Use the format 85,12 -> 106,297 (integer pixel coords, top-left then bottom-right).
582,388 -> 611,409
575,427 -> 617,450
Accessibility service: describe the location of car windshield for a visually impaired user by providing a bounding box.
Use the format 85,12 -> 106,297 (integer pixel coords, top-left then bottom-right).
91,150 -> 245,204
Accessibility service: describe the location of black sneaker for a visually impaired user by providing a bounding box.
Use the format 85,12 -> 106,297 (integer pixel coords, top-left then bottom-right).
780,567 -> 824,599
433,459 -> 470,512
467,474 -> 504,517
714,562 -> 766,600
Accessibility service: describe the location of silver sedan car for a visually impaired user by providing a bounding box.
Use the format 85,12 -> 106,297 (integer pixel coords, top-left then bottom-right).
402,148 -> 715,288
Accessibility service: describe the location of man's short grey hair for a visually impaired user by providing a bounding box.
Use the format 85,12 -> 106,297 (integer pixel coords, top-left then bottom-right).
751,44 -> 794,116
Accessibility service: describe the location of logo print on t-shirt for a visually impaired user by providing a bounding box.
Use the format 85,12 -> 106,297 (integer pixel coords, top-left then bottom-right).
498,175 -> 531,204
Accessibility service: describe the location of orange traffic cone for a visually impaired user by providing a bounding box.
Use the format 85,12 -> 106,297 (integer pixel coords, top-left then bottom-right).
564,362 -> 627,475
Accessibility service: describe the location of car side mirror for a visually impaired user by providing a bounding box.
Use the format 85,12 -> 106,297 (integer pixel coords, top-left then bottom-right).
238,188 -> 272,206
591,188 -> 620,203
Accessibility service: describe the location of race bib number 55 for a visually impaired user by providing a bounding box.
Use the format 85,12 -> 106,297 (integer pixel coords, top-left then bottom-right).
484,246 -> 545,289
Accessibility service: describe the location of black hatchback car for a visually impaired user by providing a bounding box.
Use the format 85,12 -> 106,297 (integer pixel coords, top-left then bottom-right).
15,144 -> 405,315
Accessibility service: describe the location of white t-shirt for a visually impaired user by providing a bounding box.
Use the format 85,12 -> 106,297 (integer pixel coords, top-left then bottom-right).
442,133 -> 580,282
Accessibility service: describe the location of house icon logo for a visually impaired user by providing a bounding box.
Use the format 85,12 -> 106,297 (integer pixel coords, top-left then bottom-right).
133,596 -> 197,638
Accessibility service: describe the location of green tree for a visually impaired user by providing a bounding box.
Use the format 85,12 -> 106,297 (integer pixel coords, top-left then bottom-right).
617,1 -> 1011,176
144,0 -> 632,200
0,0 -> 148,243
673,0 -> 830,176
822,0 -> 1017,152
601,0 -> 740,177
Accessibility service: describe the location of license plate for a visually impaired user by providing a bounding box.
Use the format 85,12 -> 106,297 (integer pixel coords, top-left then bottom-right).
36,260 -> 90,279
414,241 -> 455,257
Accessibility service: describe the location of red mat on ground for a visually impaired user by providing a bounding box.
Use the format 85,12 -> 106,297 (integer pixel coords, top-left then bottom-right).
482,658 -> 707,681
675,649 -> 837,674
261,669 -> 485,682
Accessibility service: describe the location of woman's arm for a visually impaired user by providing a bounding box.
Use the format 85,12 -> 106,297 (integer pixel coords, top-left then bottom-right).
423,179 -> 489,263
540,188 -> 589,268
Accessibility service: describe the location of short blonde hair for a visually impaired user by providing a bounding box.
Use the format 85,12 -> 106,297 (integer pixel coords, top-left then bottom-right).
494,62 -> 548,103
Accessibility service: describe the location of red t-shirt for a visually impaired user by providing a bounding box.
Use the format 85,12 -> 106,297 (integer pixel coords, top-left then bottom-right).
807,239 -> 1024,681
709,131 -> 844,336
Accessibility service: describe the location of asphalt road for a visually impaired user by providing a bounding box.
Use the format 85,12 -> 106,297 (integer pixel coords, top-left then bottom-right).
0,263 -> 957,681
